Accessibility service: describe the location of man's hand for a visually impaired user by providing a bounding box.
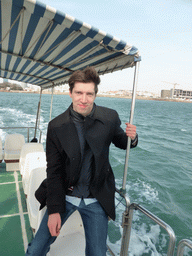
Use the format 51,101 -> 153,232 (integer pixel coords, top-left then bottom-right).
48,213 -> 61,237
125,123 -> 136,140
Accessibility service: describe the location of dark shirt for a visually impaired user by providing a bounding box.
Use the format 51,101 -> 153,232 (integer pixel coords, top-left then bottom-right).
68,104 -> 95,198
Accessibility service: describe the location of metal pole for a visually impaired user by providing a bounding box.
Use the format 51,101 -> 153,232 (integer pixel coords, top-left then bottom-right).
120,203 -> 176,256
136,204 -> 176,256
27,128 -> 29,142
50,87 -> 54,121
37,88 -> 43,129
122,61 -> 140,192
120,208 -> 134,256
32,88 -> 42,142
176,239 -> 192,256
119,193 -> 132,256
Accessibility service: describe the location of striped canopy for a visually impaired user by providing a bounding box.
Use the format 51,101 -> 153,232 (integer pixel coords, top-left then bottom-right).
0,0 -> 141,89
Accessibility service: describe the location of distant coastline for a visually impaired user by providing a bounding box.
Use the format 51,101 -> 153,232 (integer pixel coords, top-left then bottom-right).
0,89 -> 191,103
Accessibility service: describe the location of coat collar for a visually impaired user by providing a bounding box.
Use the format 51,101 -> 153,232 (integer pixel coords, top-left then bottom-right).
58,103 -> 105,126
52,104 -> 105,159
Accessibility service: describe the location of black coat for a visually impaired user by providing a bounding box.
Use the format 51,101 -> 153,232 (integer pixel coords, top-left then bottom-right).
36,105 -> 137,220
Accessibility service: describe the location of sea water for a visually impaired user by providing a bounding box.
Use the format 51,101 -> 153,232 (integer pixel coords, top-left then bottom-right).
0,92 -> 192,255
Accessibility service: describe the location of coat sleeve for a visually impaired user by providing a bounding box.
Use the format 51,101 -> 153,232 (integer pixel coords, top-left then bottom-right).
46,122 -> 66,215
112,111 -> 138,149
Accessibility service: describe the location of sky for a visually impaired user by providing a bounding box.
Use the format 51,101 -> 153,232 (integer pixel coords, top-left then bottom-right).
8,0 -> 192,95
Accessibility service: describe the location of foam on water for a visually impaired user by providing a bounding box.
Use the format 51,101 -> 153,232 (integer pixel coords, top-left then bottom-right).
0,106 -> 44,142
0,128 -> 6,140
129,224 -> 162,256
107,178 -> 164,255
0,107 -> 36,124
108,221 -> 164,256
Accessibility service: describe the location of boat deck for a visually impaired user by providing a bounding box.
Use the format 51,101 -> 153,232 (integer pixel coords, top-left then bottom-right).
0,161 -> 113,256
0,162 -> 33,256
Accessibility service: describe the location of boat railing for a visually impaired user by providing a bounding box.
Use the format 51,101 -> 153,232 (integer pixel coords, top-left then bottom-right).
176,239 -> 192,256
113,188 -> 176,256
0,126 -> 42,143
127,203 -> 176,256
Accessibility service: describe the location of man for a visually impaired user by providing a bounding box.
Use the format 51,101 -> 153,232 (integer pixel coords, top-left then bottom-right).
26,67 -> 138,256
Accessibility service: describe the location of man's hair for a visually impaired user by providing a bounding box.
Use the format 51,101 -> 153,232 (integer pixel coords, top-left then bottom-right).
68,66 -> 100,94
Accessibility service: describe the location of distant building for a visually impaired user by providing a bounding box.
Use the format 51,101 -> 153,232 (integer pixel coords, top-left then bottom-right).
171,89 -> 192,99
161,90 -> 171,98
161,88 -> 192,100
137,91 -> 155,98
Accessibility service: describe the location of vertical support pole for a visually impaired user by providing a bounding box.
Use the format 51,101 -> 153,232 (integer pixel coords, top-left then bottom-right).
27,128 -> 29,142
122,61 -> 140,193
50,87 -> 54,121
37,88 -> 43,129
33,88 -> 42,142
120,207 -> 134,256
39,130 -> 42,143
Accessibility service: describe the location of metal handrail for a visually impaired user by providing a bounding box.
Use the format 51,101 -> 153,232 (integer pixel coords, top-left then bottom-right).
114,190 -> 176,256
0,126 -> 42,143
131,203 -> 176,256
116,188 -> 130,213
176,239 -> 192,256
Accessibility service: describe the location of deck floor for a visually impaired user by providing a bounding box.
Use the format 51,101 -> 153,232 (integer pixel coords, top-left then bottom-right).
0,162 -> 33,256
0,161 -> 114,256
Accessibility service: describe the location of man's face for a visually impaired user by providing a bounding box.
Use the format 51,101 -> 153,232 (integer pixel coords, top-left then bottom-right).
69,82 -> 96,116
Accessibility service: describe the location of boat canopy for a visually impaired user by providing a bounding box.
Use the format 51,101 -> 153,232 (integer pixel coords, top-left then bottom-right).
0,0 -> 141,90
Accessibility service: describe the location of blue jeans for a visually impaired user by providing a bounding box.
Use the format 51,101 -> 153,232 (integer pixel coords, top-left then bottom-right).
25,200 -> 108,256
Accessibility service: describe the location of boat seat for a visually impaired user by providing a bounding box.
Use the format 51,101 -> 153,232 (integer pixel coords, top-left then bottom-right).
35,207 -> 85,255
4,133 -> 25,171
35,210 -> 85,256
48,210 -> 85,256
27,167 -> 46,230
0,137 -> 3,163
22,152 -> 46,195
20,143 -> 44,176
